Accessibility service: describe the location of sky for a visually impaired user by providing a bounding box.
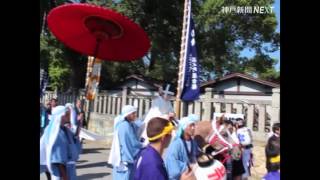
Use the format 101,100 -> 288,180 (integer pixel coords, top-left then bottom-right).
240,0 -> 280,71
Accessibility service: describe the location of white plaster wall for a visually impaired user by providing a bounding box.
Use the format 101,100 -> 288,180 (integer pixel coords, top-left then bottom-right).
214,80 -> 238,91
239,79 -> 272,93
223,95 -> 272,101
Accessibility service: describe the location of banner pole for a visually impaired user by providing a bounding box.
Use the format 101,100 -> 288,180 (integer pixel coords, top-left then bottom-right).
175,0 -> 189,118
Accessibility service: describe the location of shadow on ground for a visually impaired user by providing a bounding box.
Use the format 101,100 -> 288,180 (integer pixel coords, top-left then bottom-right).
77,162 -> 111,169
78,172 -> 110,179
81,148 -> 109,154
77,160 -> 88,164
106,163 -> 113,168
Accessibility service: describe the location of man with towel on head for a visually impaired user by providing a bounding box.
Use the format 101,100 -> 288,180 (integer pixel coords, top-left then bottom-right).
108,105 -> 143,180
40,105 -> 80,180
141,84 -> 176,147
164,114 -> 201,180
65,103 -> 83,158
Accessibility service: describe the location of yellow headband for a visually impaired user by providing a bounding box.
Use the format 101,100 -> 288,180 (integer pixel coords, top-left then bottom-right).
270,155 -> 280,163
148,122 -> 174,141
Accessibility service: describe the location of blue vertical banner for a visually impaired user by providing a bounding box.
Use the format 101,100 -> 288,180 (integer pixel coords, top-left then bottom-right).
180,4 -> 200,101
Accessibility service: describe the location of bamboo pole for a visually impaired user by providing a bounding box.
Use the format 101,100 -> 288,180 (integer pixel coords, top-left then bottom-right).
175,0 -> 190,118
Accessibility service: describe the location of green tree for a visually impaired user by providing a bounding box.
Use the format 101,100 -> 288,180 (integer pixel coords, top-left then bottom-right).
41,0 -> 88,92
41,0 -> 280,92
196,0 -> 279,78
40,33 -> 71,90
102,0 -> 280,81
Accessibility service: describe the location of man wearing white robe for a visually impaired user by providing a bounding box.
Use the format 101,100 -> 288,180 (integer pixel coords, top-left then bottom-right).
141,85 -> 175,147
108,105 -> 143,180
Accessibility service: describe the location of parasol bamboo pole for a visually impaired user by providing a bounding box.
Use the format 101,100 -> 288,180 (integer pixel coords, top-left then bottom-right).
175,0 -> 190,119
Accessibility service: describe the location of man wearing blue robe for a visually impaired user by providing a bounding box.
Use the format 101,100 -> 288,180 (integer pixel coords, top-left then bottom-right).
40,105 -> 80,180
65,103 -> 82,154
65,103 -> 82,179
40,103 -> 49,136
108,105 -> 143,180
164,114 -> 200,180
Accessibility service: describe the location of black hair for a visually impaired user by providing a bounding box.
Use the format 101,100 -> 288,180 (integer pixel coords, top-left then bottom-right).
236,118 -> 243,121
224,120 -> 233,126
272,123 -> 280,133
51,98 -> 58,102
147,117 -> 170,143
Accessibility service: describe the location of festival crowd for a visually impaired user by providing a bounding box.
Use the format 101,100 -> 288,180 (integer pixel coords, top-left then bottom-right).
40,87 -> 280,180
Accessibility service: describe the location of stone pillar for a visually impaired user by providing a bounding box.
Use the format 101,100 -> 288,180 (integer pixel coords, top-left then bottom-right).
98,95 -> 102,113
128,98 -> 133,106
108,96 -> 112,114
271,88 -> 280,126
214,103 -> 221,113
188,102 -> 194,114
236,103 -> 243,114
122,87 -> 128,108
94,96 -> 99,113
203,88 -> 213,121
226,103 -> 232,113
138,99 -> 143,117
117,97 -> 121,115
258,105 -> 266,133
145,99 -> 150,114
103,95 -> 107,114
133,99 -> 139,109
181,102 -> 186,118
194,102 -> 201,119
112,97 -> 117,115
247,104 -> 254,130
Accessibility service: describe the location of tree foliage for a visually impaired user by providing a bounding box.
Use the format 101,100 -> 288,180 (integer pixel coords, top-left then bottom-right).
40,0 -> 280,92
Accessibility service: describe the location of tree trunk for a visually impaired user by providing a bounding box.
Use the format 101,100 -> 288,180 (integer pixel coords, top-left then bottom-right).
148,48 -> 158,71
65,49 -> 87,94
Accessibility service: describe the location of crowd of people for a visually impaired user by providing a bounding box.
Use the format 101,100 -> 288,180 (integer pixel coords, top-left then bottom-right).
39,87 -> 280,180
40,98 -> 86,180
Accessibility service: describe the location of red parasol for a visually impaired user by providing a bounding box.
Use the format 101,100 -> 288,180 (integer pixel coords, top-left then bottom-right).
47,3 -> 150,61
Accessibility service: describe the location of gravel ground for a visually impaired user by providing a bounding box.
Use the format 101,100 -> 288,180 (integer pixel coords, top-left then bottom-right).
41,140 -> 268,180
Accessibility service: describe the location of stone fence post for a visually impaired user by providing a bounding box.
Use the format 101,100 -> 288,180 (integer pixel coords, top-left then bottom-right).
203,88 -> 213,121
122,87 -> 128,108
271,88 -> 280,126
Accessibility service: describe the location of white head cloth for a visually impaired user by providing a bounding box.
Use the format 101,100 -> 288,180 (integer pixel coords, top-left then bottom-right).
121,105 -> 137,119
65,103 -> 77,134
176,114 -> 200,138
40,105 -> 67,174
108,105 -> 137,166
